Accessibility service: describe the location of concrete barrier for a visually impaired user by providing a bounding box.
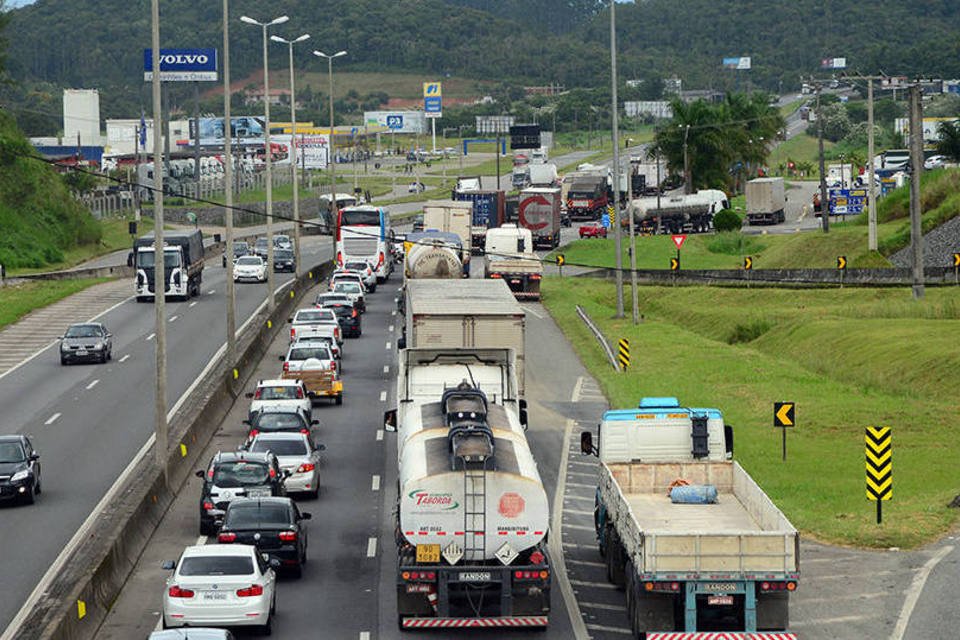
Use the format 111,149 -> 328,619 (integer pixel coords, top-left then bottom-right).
12,261 -> 334,640
575,266 -> 956,287
17,264 -> 135,282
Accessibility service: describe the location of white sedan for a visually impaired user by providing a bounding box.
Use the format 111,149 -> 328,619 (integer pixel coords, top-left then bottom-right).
233,256 -> 267,283
162,544 -> 277,633
245,432 -> 324,498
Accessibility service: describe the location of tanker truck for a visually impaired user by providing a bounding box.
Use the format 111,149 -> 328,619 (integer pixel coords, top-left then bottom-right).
628,190 -> 729,234
403,231 -> 466,279
384,347 -> 550,631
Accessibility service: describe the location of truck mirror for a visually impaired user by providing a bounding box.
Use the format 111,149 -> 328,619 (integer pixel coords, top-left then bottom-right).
278,355 -> 285,361
383,409 -> 398,432
519,399 -> 528,411
520,409 -> 528,429
397,336 -> 406,350
580,431 -> 596,456
518,239 -> 525,253
724,425 -> 734,457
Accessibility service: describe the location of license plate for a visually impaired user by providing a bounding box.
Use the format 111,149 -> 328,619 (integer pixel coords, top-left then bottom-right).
202,591 -> 228,601
77,349 -> 87,355
459,572 -> 493,582
247,489 -> 271,498
704,582 -> 737,592
406,584 -> 433,593
707,595 -> 734,605
416,544 -> 440,564
510,279 -> 521,284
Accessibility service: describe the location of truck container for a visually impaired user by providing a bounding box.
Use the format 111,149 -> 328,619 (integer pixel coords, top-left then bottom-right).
512,166 -> 530,189
581,397 -> 799,639
422,200 -> 473,258
397,279 -> 526,394
452,190 -> 505,254
483,224 -> 543,301
628,190 -> 729,234
745,177 -> 786,225
134,230 -> 204,301
518,187 -> 561,250
384,347 -> 549,630
403,232 -> 465,279
628,158 -> 668,196
528,163 -> 558,187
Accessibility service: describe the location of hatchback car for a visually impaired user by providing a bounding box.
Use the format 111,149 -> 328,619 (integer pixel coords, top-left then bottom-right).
273,248 -> 296,273
161,544 -> 277,633
244,407 -> 318,440
243,433 -> 324,499
233,256 -> 267,283
0,435 -> 41,505
59,322 -> 112,364
196,451 -> 286,536
217,497 -> 311,577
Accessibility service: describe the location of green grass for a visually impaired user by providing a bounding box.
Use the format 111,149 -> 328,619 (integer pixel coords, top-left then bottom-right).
767,134 -> 834,174
779,99 -> 805,118
0,278 -> 109,330
541,278 -> 960,548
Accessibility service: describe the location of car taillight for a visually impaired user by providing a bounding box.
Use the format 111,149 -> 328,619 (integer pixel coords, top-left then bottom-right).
335,328 -> 341,339
269,468 -> 276,479
296,388 -> 304,399
377,251 -> 384,269
336,251 -> 342,266
490,273 -> 502,278
249,429 -> 259,437
297,463 -> 315,473
531,274 -> 542,280
236,584 -> 264,597
290,328 -> 296,340
529,550 -> 545,565
218,532 -> 237,543
253,389 -> 262,400
328,362 -> 335,370
282,361 -> 289,372
202,501 -> 215,511
351,309 -> 358,318
401,571 -> 436,581
278,531 -> 298,542
207,469 -> 214,480
168,586 -> 195,598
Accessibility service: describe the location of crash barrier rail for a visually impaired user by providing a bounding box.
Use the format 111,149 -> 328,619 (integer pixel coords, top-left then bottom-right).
8,260 -> 334,640
576,304 -> 619,371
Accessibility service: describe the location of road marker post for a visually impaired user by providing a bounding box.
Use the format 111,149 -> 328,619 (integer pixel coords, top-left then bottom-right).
866,426 -> 892,524
556,253 -> 565,277
953,253 -> 959,285
837,255 -> 847,288
773,401 -> 795,461
617,338 -> 630,371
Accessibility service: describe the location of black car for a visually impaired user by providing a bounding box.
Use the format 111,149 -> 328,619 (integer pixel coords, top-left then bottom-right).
223,240 -> 250,267
217,497 -> 311,577
411,214 -> 425,232
195,451 -> 286,536
0,435 -> 41,505
59,322 -> 113,365
244,407 -> 318,440
322,300 -> 361,338
273,248 -> 296,273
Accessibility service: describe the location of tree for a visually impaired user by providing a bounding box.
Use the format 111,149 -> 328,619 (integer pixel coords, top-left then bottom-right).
935,121 -> 960,162
819,103 -> 851,142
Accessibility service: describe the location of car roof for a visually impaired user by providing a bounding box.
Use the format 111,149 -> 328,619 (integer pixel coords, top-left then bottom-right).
212,450 -> 274,463
67,322 -> 102,328
256,378 -> 301,387
251,432 -> 309,442
227,496 -> 294,508
182,543 -> 257,558
0,435 -> 25,444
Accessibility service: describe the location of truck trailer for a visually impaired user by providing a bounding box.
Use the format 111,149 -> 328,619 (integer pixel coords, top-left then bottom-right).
452,189 -> 505,254
483,224 -> 543,301
134,230 -> 204,301
581,397 -> 799,638
517,187 -> 561,250
745,177 -> 786,225
403,231 -> 466,279
628,190 -> 729,234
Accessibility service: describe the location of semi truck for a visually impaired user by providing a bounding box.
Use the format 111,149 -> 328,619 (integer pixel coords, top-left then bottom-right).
483,224 -> 543,301
422,200 -> 473,258
528,163 -> 559,188
745,177 -> 786,225
403,231 -> 466,279
628,190 -> 729,234
452,189 -> 505,254
517,187 -> 561,250
384,347 -> 550,630
134,230 -> 204,302
581,397 -> 800,638
397,279 -> 526,394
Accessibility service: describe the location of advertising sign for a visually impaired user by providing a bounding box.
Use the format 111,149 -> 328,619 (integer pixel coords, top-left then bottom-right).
295,134 -> 329,169
363,110 -> 425,134
518,194 -> 552,230
423,81 -> 442,119
828,188 -> 867,215
722,56 -> 752,70
144,48 -> 218,82
821,57 -> 847,69
189,117 -> 265,146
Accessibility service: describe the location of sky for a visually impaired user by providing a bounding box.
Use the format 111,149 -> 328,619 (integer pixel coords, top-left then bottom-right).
5,0 -> 36,7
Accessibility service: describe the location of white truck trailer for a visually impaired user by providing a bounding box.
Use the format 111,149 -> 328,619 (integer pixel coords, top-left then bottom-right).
403,232 -> 465,279
745,177 -> 786,225
628,190 -> 729,234
384,347 -> 550,630
422,200 -> 473,257
581,397 -> 800,638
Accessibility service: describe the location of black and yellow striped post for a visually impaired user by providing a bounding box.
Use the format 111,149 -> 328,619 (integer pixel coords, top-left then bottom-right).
865,426 -> 892,524
617,338 -> 630,371
556,253 -> 565,277
953,253 -> 959,284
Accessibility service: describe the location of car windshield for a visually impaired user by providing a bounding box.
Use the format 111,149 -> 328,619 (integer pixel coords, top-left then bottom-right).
65,325 -> 102,338
259,386 -> 299,400
237,256 -> 261,266
137,251 -> 181,269
233,242 -> 248,252
250,438 -> 308,456
212,461 -> 271,488
0,442 -> 25,463
334,282 -> 361,294
225,504 -> 292,528
178,556 -> 254,576
255,413 -> 306,430
289,347 -> 331,361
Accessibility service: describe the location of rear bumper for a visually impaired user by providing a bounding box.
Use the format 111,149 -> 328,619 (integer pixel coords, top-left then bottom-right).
402,616 -> 548,629
645,634 -> 797,639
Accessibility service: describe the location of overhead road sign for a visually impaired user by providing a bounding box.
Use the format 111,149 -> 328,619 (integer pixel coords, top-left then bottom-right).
144,48 -> 218,82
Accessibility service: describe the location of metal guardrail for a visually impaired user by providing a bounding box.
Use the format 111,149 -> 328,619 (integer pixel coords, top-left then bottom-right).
575,304 -> 619,370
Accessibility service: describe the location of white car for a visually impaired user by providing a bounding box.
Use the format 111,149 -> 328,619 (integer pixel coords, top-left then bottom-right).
288,308 -> 341,345
246,379 -> 312,422
161,544 -> 277,633
245,432 -> 323,498
924,154 -> 947,170
329,271 -> 367,293
233,256 -> 266,283
150,630 -> 234,640
294,333 -> 341,361
341,261 -> 377,292
282,343 -> 338,376
332,280 -> 366,314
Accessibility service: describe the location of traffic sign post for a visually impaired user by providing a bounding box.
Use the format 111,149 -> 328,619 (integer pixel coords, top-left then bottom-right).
773,402 -> 795,461
670,257 -> 680,271
744,256 -> 753,271
671,234 -> 686,273
954,253 -> 960,284
837,255 -> 847,288
556,253 -> 565,277
617,338 -> 630,371
865,426 -> 892,524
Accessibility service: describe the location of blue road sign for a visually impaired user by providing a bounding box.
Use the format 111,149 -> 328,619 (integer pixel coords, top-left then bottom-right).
386,115 -> 404,130
828,188 -> 867,215
144,48 -> 218,82
601,213 -> 611,228
424,96 -> 442,118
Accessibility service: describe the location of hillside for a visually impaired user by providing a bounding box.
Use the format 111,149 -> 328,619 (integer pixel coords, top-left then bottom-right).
0,110 -> 101,269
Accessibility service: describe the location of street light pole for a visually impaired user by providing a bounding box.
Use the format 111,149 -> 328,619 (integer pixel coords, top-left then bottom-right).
313,49 -> 347,262
610,0 -> 624,319
223,0 -> 236,368
241,14 -> 289,311
272,32 -> 310,278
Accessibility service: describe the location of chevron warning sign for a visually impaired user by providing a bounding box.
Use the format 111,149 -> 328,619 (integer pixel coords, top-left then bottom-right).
617,338 -> 630,371
866,426 -> 892,502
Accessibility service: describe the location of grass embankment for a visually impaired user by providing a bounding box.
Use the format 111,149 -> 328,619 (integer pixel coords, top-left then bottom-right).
541,278 -> 960,548
866,169 -> 960,255
0,279 -> 109,331
767,134 -> 833,175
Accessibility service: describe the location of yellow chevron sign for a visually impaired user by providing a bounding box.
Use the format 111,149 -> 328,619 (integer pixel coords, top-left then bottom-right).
617,338 -> 630,371
670,257 -> 679,271
744,256 -> 753,271
837,255 -> 847,270
556,254 -> 565,267
954,253 -> 960,267
865,426 -> 892,501
774,402 -> 795,427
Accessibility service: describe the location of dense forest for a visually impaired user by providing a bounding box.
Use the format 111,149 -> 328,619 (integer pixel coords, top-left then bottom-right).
2,0 -> 960,134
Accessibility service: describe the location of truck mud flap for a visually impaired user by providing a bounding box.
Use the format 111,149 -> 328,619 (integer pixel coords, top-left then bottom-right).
401,616 -> 548,629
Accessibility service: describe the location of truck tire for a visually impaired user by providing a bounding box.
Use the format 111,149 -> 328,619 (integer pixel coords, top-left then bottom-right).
606,528 -> 626,588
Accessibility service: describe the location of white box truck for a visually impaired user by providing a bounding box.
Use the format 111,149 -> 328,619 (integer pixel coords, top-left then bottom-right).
745,177 -> 786,225
422,200 -> 473,257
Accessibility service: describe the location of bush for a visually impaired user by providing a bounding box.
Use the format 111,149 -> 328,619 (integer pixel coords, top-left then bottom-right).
727,319 -> 772,344
707,231 -> 765,256
713,208 -> 742,232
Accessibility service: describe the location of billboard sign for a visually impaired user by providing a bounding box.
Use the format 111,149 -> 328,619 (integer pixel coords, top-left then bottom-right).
722,56 -> 752,70
364,110 -> 425,134
821,57 -> 847,69
295,134 -> 329,169
424,82 -> 442,119
476,115 -> 514,135
144,48 -> 218,82
189,117 -> 266,146
828,188 -> 867,215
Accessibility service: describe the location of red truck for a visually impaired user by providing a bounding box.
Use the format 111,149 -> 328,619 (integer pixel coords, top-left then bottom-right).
518,187 -> 561,250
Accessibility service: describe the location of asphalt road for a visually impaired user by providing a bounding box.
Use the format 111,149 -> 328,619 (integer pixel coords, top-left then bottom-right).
0,236 -> 332,633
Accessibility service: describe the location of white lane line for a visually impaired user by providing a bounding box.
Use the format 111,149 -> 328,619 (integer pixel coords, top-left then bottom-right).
372,475 -> 381,491
388,325 -> 394,332
360,633 -> 370,640
118,354 -> 130,363
196,535 -> 207,545
44,413 -> 61,425
564,508 -> 595,517
189,301 -> 198,308
572,376 -> 584,402
146,333 -> 156,341
580,601 -> 628,612
385,341 -> 392,350
566,481 -> 597,489
522,304 -> 545,319
585,623 -> 632,635
86,379 -> 100,390
169,315 -> 179,323
892,545 -> 955,640
379,390 -> 387,402
376,430 -> 384,441
570,579 -> 619,590
366,537 -> 378,558
792,614 -> 874,627
383,365 -> 389,374
565,523 -> 596,532
207,289 -> 216,295
391,310 -> 396,316
566,559 -> 605,568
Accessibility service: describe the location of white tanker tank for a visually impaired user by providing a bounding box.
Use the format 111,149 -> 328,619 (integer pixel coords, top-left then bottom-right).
403,231 -> 465,279
628,189 -> 729,234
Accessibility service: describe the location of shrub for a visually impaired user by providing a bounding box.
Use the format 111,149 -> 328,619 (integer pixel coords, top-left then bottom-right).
707,231 -> 765,256
727,319 -> 772,344
713,209 -> 742,232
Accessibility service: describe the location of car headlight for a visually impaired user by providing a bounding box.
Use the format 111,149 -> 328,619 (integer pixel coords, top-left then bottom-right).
61,343 -> 68,351
94,341 -> 103,349
10,469 -> 30,483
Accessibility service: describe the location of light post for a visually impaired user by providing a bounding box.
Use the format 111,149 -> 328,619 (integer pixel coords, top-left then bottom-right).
271,32 -> 310,278
609,0 -> 624,319
240,13 -> 289,311
313,49 -> 347,261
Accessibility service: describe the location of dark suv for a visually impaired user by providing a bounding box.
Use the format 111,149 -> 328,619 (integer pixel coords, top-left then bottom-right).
273,248 -> 296,273
0,435 -> 41,505
321,300 -> 361,338
195,451 -> 286,536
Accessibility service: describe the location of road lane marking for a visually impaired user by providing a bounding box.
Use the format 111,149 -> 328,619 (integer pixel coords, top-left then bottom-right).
581,601 -> 628,612
385,341 -> 391,350
564,509 -> 595,517
522,304 -> 544,319
572,376 -> 584,402
360,633 -> 370,640
892,544 -> 955,640
792,614 -> 874,626
388,325 -> 394,332
391,310 -> 396,316
565,523 -> 596,532
379,390 -> 387,402
383,365 -> 389,374
376,430 -> 384,441
366,537 -> 378,558
372,475 -> 381,491
570,579 -> 618,589
207,289 -> 216,295
189,302 -> 197,308
44,413 -> 61,425
169,315 -> 178,323
566,559 -> 605,568
86,379 -> 99,390
585,623 -> 632,635
566,481 -> 597,489
119,355 -> 130,363
146,333 -> 156,341
196,535 -> 207,545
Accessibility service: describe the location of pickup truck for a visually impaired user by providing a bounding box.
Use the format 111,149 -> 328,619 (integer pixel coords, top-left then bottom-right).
288,308 -> 342,345
282,359 -> 343,406
578,222 -> 608,238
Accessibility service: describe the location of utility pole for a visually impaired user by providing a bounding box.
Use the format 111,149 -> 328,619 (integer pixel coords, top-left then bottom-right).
816,83 -> 830,233
655,145 -> 662,235
150,0 -> 168,484
193,81 -> 201,187
909,84 -> 925,299
682,124 -> 691,195
223,0 -> 237,367
867,78 -> 877,251
610,0 -> 624,318
313,50 -> 347,257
